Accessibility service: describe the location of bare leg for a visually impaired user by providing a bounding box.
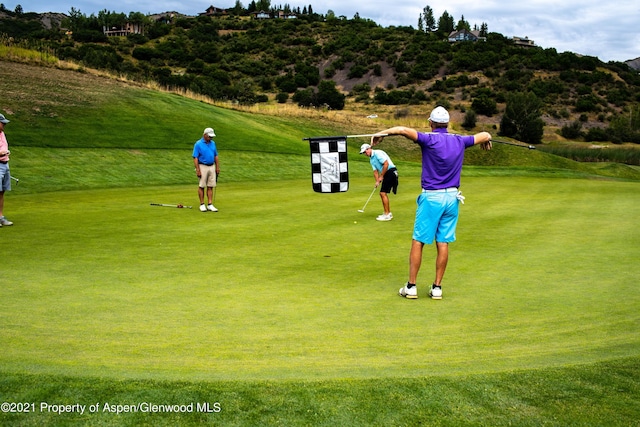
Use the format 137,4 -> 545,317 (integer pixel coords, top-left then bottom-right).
207,187 -> 213,204
198,187 -> 205,204
434,242 -> 449,285
409,239 -> 424,284
380,192 -> 390,215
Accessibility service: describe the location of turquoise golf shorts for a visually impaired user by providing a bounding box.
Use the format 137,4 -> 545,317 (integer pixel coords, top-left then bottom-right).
412,188 -> 460,244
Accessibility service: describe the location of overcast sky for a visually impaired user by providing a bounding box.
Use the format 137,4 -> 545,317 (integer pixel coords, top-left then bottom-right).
7,0 -> 639,63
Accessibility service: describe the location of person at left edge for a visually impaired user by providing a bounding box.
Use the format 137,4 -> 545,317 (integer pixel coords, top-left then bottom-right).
193,127 -> 220,212
0,113 -> 13,227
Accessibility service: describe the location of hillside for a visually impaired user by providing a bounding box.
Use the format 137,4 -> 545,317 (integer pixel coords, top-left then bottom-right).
2,59 -> 639,191
1,8 -> 640,145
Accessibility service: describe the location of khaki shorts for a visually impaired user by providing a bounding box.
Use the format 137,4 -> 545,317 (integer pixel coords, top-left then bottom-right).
198,164 -> 217,188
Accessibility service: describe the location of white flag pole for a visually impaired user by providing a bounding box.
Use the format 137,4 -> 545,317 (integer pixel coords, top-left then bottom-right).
345,134 -> 389,138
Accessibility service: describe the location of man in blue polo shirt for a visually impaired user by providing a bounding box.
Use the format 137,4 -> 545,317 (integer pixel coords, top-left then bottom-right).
371,106 -> 492,300
193,127 -> 220,212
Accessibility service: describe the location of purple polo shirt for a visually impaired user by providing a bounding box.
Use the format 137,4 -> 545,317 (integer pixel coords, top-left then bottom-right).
415,128 -> 475,190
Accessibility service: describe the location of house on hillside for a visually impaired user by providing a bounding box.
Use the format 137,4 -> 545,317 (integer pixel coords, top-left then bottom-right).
150,12 -> 177,25
252,10 -> 270,19
250,10 -> 296,19
277,10 -> 297,19
448,29 -> 485,43
103,22 -> 144,37
512,36 -> 536,48
202,5 -> 227,16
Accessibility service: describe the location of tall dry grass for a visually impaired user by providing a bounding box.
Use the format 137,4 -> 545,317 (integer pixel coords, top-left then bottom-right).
0,34 -> 58,65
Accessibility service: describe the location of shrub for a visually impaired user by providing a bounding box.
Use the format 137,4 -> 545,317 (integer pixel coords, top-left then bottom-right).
561,121 -> 583,139
347,63 -> 367,79
471,95 -> 497,116
585,127 -> 609,142
292,88 -> 314,107
462,109 -> 477,130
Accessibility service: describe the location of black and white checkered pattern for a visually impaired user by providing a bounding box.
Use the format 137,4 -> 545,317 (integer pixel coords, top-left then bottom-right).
308,136 -> 349,193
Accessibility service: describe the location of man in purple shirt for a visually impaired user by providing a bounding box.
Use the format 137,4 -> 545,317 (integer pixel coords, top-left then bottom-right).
371,106 -> 492,300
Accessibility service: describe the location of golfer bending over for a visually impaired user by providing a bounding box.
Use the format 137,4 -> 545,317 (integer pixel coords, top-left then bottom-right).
359,143 -> 398,221
371,106 -> 492,300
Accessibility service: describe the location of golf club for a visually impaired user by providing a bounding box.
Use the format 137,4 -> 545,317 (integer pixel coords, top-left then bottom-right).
150,203 -> 192,209
213,172 -> 219,205
10,175 -> 19,185
358,186 -> 378,213
492,139 -> 536,150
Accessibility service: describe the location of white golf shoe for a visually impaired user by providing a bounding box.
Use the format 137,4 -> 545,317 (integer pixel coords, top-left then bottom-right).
199,204 -> 207,212
399,283 -> 418,299
429,285 -> 443,300
0,216 -> 13,226
376,213 -> 393,221
207,204 -> 218,212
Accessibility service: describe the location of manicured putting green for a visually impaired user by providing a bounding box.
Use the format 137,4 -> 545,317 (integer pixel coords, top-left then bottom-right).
1,176 -> 638,381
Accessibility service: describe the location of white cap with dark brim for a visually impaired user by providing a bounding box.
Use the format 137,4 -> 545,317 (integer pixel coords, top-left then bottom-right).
359,143 -> 371,154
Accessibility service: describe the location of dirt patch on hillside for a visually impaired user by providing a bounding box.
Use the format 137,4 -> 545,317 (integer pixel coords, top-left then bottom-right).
0,60 -> 139,116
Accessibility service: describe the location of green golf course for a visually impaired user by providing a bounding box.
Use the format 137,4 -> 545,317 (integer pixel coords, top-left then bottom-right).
0,61 -> 639,425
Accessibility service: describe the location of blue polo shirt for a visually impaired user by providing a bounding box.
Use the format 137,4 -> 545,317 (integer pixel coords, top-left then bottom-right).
369,149 -> 395,173
192,137 -> 218,165
415,128 -> 475,190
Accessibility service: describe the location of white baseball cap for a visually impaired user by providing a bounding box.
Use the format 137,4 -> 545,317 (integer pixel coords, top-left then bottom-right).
204,127 -> 216,137
429,106 -> 450,123
359,143 -> 371,154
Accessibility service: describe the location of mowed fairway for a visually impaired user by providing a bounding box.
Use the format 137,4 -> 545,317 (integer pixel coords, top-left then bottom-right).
2,175 -> 638,381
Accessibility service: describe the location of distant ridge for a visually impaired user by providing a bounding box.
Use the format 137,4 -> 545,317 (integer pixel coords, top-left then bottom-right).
626,58 -> 640,71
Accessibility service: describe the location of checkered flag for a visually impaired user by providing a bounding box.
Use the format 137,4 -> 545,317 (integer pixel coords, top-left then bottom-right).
307,136 -> 349,193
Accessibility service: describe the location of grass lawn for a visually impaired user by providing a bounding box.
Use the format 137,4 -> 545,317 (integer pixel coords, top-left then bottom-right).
1,175 -> 638,376
1,175 -> 639,425
1,59 -> 639,425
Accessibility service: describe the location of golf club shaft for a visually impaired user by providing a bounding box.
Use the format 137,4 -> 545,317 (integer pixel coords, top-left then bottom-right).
150,203 -> 192,208
492,139 -> 536,149
214,172 -> 219,204
10,176 -> 19,182
359,186 -> 377,212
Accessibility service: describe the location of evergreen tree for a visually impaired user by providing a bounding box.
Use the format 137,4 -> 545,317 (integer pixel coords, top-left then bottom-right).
317,80 -> 345,110
480,22 -> 488,37
421,5 -> 435,33
500,92 -> 545,145
437,11 -> 454,35
456,15 -> 470,31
